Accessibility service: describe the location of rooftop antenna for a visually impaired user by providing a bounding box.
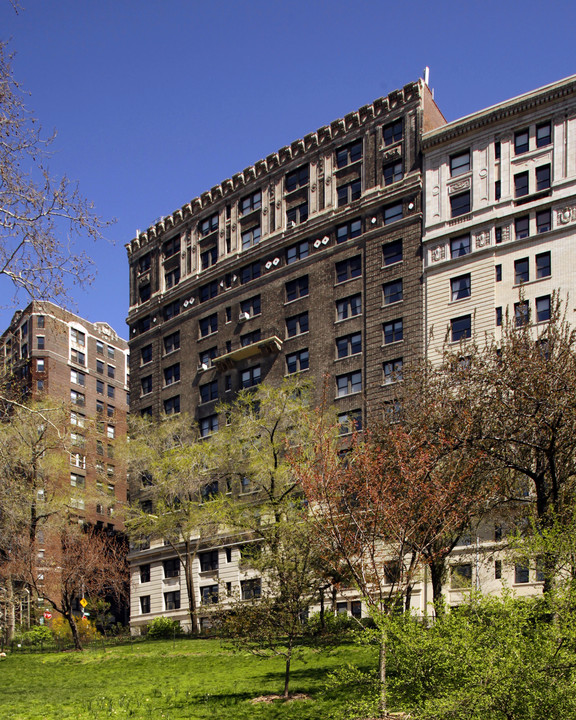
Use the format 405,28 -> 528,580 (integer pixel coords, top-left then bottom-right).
423,66 -> 430,86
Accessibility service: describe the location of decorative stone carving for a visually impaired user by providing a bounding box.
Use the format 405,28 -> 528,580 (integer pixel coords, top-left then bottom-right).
557,206 -> 576,225
326,176 -> 331,186
502,226 -> 511,242
231,224 -> 236,233
479,169 -> 487,178
383,148 -> 401,162
262,207 -> 268,215
430,245 -> 446,262
276,201 -> 281,209
311,183 -> 317,193
432,186 -> 440,196
475,231 -> 490,248
448,178 -> 471,194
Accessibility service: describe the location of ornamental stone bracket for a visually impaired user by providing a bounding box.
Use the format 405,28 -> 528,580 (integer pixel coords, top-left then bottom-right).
557,206 -> 576,225
447,178 -> 471,194
475,230 -> 491,249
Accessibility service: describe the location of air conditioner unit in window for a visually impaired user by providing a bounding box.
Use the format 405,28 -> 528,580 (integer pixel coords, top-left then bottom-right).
198,362 -> 209,372
288,221 -> 296,229
239,312 -> 250,322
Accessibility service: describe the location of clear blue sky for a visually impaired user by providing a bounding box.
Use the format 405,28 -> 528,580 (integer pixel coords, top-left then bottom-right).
3,0 -> 575,337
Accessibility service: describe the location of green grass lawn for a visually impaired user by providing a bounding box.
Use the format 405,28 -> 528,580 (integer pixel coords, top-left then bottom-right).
0,638 -> 374,720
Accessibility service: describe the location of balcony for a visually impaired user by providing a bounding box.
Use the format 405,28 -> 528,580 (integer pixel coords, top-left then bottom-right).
214,335 -> 282,371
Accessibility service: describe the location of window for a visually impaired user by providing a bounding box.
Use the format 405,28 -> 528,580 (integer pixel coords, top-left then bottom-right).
383,279 -> 403,305
70,452 -> 85,469
451,274 -> 471,301
241,225 -> 261,250
336,140 -> 362,168
536,209 -> 551,233
536,251 -> 551,279
285,165 -> 309,192
140,596 -> 150,614
202,480 -> 219,502
496,264 -> 502,282
285,275 -> 309,302
37,336 -> 45,350
141,345 -> 152,365
164,331 -> 180,354
336,332 -> 362,359
336,218 -> 362,243
96,399 -> 104,414
165,267 -> 180,289
450,191 -> 470,218
451,564 -> 472,588
36,358 -> 45,372
450,234 -> 470,258
286,312 -> 308,337
335,256 -> 361,283
495,227 -> 502,244
338,410 -> 362,435
514,171 -> 529,198
383,239 -> 402,266
200,246 -> 218,270
37,380 -> 44,391
286,349 -> 309,374
70,348 -> 85,365
138,316 -> 151,334
514,129 -> 529,155
336,294 -> 361,320
140,564 -> 150,583
241,477 -> 252,494
163,558 -> 180,578
106,425 -> 115,439
536,164 -> 551,192
240,260 -> 261,283
199,313 -> 218,337
240,295 -> 261,318
285,241 -> 309,264
163,236 -> 180,258
383,160 -> 403,185
107,365 -> 115,379
163,395 -> 180,415
240,366 -> 261,388
383,120 -> 402,146
164,363 -> 180,386
200,585 -> 219,605
515,258 -> 529,284
37,315 -> 45,328
96,359 -> 104,374
536,295 -> 551,323
163,300 -> 180,321
164,591 -> 181,611
515,215 -> 530,239
199,347 -> 217,368
199,212 -> 218,237
383,357 -> 403,385
384,202 -> 403,224
241,578 -> 261,600
239,190 -> 261,215
96,440 -> 104,456
200,380 -> 218,403
383,319 -> 403,345
286,202 -> 308,225
70,369 -> 85,386
495,180 -> 501,200
514,564 -> 529,584
107,384 -> 115,399
515,301 -> 530,327
536,558 -> 545,583
200,550 -> 219,572
241,329 -> 261,347
70,473 -> 85,488
496,306 -> 503,327
70,328 -> 85,347
536,122 -> 551,148
138,253 -> 151,274
200,414 -> 219,437
450,150 -> 470,177
70,411 -> 85,427
336,371 -> 362,397
451,315 -> 471,342
337,180 -> 361,207
199,280 -> 218,303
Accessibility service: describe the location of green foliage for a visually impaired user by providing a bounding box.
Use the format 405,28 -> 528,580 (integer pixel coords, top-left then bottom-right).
51,616 -> 101,645
14,624 -> 52,647
146,616 -> 184,640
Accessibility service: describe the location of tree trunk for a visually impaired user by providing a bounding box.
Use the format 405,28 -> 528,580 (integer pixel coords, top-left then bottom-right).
378,629 -> 387,717
283,644 -> 292,698
67,613 -> 83,651
429,558 -> 446,616
185,555 -> 199,635
6,580 -> 15,644
319,586 -> 325,629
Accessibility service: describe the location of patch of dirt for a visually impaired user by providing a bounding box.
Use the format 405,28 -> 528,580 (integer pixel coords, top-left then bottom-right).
250,693 -> 311,704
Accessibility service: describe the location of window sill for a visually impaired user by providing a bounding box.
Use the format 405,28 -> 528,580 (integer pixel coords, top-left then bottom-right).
335,390 -> 362,400
514,189 -> 551,206
382,301 -> 403,309
163,380 -> 181,390
335,352 -> 362,363
381,260 -> 403,270
382,340 -> 404,349
284,368 -> 310,378
285,331 -> 309,341
284,296 -> 309,306
199,332 -> 218,341
335,316 -> 362,325
450,296 -> 472,304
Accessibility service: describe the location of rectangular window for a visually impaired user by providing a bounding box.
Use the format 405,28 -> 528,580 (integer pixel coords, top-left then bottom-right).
383,358 -> 403,384
383,279 -> 403,305
536,209 -> 551,234
107,385 -> 115,399
514,171 -> 529,198
199,281 -> 218,303
164,331 -> 180,354
337,180 -> 361,207
241,329 -> 261,347
138,253 -> 151,274
199,380 -> 218,403
140,564 -> 151,583
335,256 -> 361,283
240,295 -> 261,318
336,371 -> 362,397
515,215 -> 530,239
200,246 -> 218,270
240,190 -> 262,216
336,140 -> 362,168
164,395 -> 180,415
141,345 -> 152,365
199,550 -> 219,572
515,564 -> 529,584
37,336 -> 45,350
163,558 -> 180,578
70,472 -> 85,488
285,165 -> 309,192
496,306 -> 503,327
199,347 -> 217,368
96,379 -> 104,395
495,180 -> 501,201
164,591 -> 181,611
286,202 -> 308,225
165,267 -> 180,289
495,227 -> 502,244
384,202 -> 403,225
199,313 -> 218,337
285,241 -> 309,264
139,596 -> 150,614
495,141 -> 501,159
97,359 -> 104,374
515,301 -> 530,327
164,363 -> 180,386
450,234 -> 470,258
496,264 -> 502,282
70,369 -> 85,386
285,275 -> 309,302
383,319 -> 403,345
141,376 -> 152,395
338,410 -> 362,435
451,274 -> 471,301
383,120 -> 402,146
199,212 -> 218,237
163,236 -> 180,258
240,366 -> 261,389
383,239 -> 402,266
200,414 -> 219,437
451,564 -> 472,589
451,315 -> 471,342
241,579 -> 261,600
336,332 -> 362,359
536,122 -> 551,148
536,164 -> 551,192
107,365 -> 115,379
286,349 -> 309,374
240,260 -> 261,283
536,251 -> 551,278
514,129 -> 529,155
139,284 -> 151,303
163,300 -> 180,321
536,295 -> 551,323
515,258 -> 529,284
36,358 -> 45,372
37,315 -> 45,328
70,328 -> 85,347
450,150 -> 470,177
106,425 -> 115,439
336,218 -> 362,243
241,225 -> 261,250
336,294 -> 361,320
69,348 -> 84,366
450,191 -> 470,218
286,312 -> 308,337
383,160 -> 403,186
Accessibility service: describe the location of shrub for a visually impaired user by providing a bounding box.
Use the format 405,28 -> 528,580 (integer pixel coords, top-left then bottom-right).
14,625 -> 52,647
146,617 -> 183,640
50,615 -> 100,645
